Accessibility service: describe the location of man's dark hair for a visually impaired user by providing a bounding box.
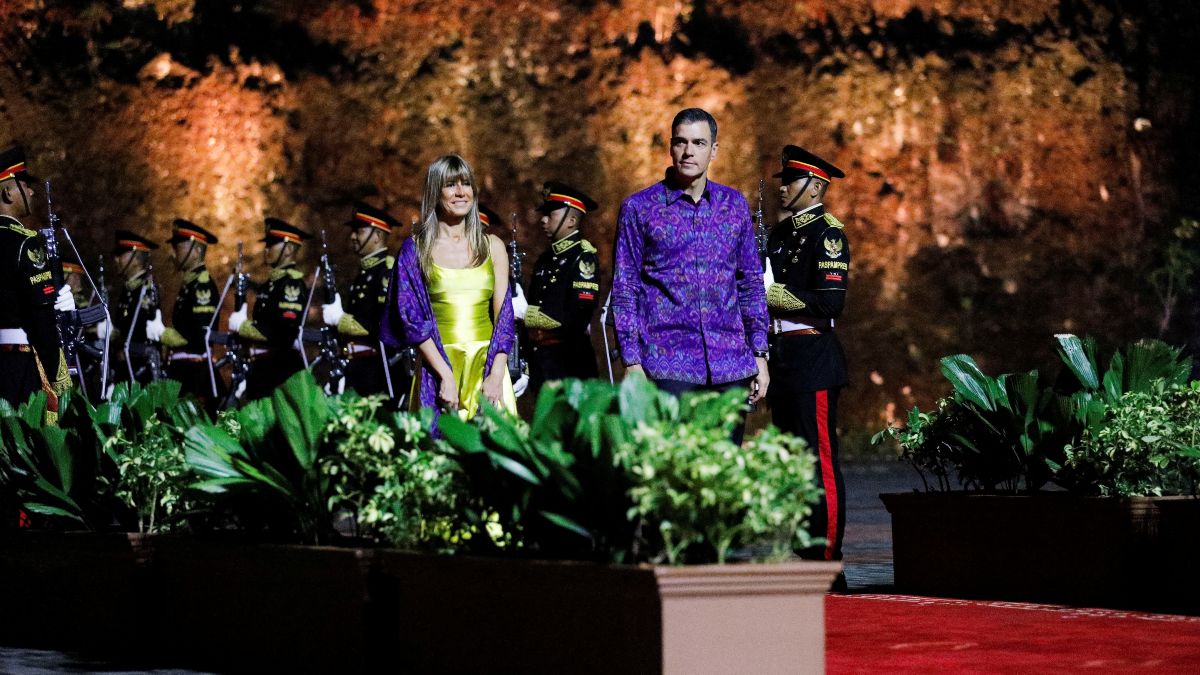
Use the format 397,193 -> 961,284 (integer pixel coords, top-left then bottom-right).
671,108 -> 718,143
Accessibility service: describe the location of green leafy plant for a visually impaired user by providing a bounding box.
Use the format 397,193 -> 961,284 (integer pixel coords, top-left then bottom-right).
875,334 -> 1195,495
184,370 -> 335,543
1063,380 -> 1200,496
0,391 -> 115,528
324,393 -> 472,552
628,390 -> 818,564
94,380 -> 208,533
439,377 -> 820,565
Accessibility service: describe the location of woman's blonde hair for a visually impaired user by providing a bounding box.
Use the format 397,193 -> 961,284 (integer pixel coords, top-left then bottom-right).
415,154 -> 488,274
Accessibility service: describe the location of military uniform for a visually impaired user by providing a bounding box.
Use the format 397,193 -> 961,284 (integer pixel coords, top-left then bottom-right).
159,220 -> 225,405
522,183 -> 600,389
330,202 -> 402,396
110,231 -> 162,385
0,216 -> 69,411
239,218 -> 310,401
764,146 -> 849,562
0,146 -> 70,418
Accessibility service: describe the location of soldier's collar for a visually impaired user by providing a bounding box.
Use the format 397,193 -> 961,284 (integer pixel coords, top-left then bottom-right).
124,268 -> 148,289
788,202 -> 825,229
551,230 -> 582,256
360,247 -> 389,269
183,264 -> 206,283
268,262 -> 297,281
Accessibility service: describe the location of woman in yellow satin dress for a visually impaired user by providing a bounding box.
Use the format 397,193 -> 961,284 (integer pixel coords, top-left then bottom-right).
403,154 -> 516,419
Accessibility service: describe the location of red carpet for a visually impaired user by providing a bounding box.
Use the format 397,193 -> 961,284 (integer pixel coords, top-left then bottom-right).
827,594 -> 1200,673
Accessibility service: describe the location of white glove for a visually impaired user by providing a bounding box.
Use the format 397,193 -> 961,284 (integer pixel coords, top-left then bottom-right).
513,372 -> 530,398
234,379 -> 247,401
146,309 -> 166,342
228,306 -> 248,333
96,318 -> 111,340
293,336 -> 304,351
322,294 -> 345,327
54,284 -> 77,313
511,284 -> 528,321
763,258 -> 775,291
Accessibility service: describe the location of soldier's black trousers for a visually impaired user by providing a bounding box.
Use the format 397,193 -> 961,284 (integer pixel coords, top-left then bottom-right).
768,384 -> 846,561
245,350 -> 305,401
529,337 -> 598,389
0,350 -> 43,409
344,354 -> 406,398
167,359 -> 226,415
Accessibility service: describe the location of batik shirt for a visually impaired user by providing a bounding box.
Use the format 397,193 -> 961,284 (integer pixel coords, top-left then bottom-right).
610,178 -> 769,384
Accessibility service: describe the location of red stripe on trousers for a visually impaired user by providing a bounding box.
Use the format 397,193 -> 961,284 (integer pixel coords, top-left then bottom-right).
815,389 -> 838,560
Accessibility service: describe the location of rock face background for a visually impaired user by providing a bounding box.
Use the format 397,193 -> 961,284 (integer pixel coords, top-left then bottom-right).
3,0 -> 1198,441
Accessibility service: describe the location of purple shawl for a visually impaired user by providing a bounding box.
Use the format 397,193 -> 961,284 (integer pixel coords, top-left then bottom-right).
380,237 -> 515,422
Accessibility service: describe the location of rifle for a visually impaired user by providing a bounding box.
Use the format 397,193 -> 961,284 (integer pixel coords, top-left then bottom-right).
755,178 -> 768,268
40,180 -> 79,367
142,261 -> 165,380
209,242 -> 252,408
305,229 -> 348,386
507,212 -> 527,383
54,222 -> 113,399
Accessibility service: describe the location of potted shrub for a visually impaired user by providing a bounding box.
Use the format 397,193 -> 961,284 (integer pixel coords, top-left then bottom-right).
874,334 -> 1200,610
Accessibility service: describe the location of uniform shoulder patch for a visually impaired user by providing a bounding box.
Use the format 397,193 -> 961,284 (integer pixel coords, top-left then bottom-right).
580,240 -> 597,254
823,213 -> 846,229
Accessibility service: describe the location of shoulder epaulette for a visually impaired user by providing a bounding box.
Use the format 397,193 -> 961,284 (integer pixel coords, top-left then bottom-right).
386,255 -> 396,269
198,270 -> 211,283
287,268 -> 305,280
823,213 -> 846,230
581,240 -> 597,254
1,221 -> 37,238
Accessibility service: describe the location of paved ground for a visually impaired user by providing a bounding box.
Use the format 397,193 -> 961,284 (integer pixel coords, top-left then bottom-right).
841,460 -> 921,591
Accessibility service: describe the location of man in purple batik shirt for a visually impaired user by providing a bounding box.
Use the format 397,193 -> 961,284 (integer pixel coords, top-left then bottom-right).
610,108 -> 770,438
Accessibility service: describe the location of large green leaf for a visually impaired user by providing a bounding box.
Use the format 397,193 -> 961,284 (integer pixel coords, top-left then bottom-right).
184,425 -> 247,479
1055,334 -> 1100,391
1122,339 -> 1191,393
271,371 -> 328,470
940,354 -> 999,412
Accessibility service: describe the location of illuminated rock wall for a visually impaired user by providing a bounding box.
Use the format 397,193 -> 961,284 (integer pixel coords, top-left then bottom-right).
2,0 -> 1197,435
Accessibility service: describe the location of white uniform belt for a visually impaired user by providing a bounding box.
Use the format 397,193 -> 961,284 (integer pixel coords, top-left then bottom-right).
771,318 -> 814,334
170,352 -> 207,361
0,328 -> 30,344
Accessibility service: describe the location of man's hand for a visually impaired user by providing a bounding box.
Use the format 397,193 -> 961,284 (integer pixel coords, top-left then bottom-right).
511,284 -> 528,321
145,309 -> 166,342
624,364 -> 645,378
749,356 -> 770,404
763,258 -> 775,291
54,285 -> 76,313
228,306 -> 248,332
322,294 -> 344,327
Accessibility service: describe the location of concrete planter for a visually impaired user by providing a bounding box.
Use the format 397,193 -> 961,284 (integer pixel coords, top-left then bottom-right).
881,492 -> 1200,611
0,531 -> 152,654
374,551 -> 841,674
1,535 -> 840,673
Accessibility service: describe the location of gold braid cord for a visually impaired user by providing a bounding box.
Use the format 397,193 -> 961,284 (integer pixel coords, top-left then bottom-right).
238,321 -> 268,341
524,306 -> 562,330
767,283 -> 807,312
160,327 -> 188,348
337,313 -> 370,337
32,349 -> 69,426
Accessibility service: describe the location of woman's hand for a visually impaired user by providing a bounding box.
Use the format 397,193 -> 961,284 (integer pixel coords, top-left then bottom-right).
437,371 -> 459,412
482,368 -> 506,408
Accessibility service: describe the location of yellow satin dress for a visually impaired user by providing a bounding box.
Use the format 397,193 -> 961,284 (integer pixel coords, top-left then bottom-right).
412,255 -> 516,419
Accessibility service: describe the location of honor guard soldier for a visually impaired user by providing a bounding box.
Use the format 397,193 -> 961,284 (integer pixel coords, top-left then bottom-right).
105,229 -> 164,384
0,145 -> 74,414
321,202 -> 402,396
511,182 -> 600,391
762,145 -> 849,564
159,220 -> 225,407
228,218 -> 311,401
